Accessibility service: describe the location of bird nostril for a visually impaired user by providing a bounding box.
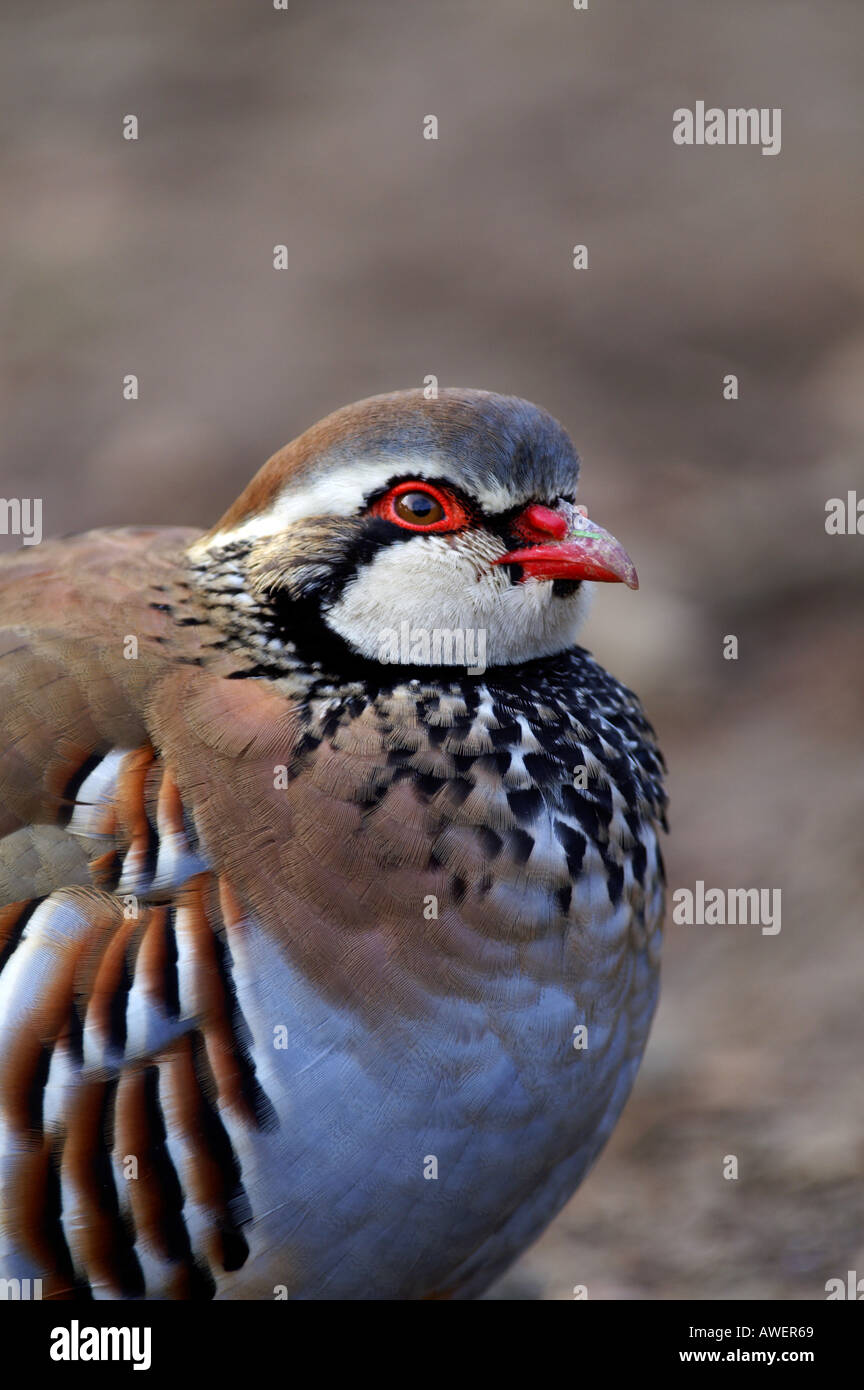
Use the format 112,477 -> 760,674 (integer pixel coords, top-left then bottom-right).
516,504 -> 569,543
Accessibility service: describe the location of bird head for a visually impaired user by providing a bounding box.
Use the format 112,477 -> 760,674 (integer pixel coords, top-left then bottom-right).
189,388 -> 637,674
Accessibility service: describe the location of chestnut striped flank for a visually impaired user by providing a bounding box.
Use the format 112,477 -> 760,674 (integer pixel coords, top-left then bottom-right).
0,820 -> 273,1298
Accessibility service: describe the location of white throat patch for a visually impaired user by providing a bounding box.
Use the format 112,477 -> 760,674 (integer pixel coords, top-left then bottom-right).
323,531 -> 593,669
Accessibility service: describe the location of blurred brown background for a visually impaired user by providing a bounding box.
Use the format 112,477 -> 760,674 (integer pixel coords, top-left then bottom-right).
1,0 -> 862,1299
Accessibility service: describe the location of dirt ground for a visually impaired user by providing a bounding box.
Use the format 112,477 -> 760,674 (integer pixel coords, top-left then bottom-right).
1,0 -> 862,1299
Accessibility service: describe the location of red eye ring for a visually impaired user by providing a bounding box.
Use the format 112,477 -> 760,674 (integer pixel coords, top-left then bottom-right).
370,480 -> 470,533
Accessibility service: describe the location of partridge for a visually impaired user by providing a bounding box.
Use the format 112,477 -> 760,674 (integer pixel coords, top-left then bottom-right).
0,388 -> 666,1300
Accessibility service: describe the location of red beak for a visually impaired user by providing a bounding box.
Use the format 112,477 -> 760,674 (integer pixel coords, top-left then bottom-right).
493,503 -> 639,590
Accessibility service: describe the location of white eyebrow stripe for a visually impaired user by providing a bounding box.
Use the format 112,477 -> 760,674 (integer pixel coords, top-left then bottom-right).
192,455 -> 519,551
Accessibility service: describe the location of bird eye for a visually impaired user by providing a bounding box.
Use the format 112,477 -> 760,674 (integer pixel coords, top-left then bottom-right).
370,480 -> 470,532
394,490 -> 445,525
